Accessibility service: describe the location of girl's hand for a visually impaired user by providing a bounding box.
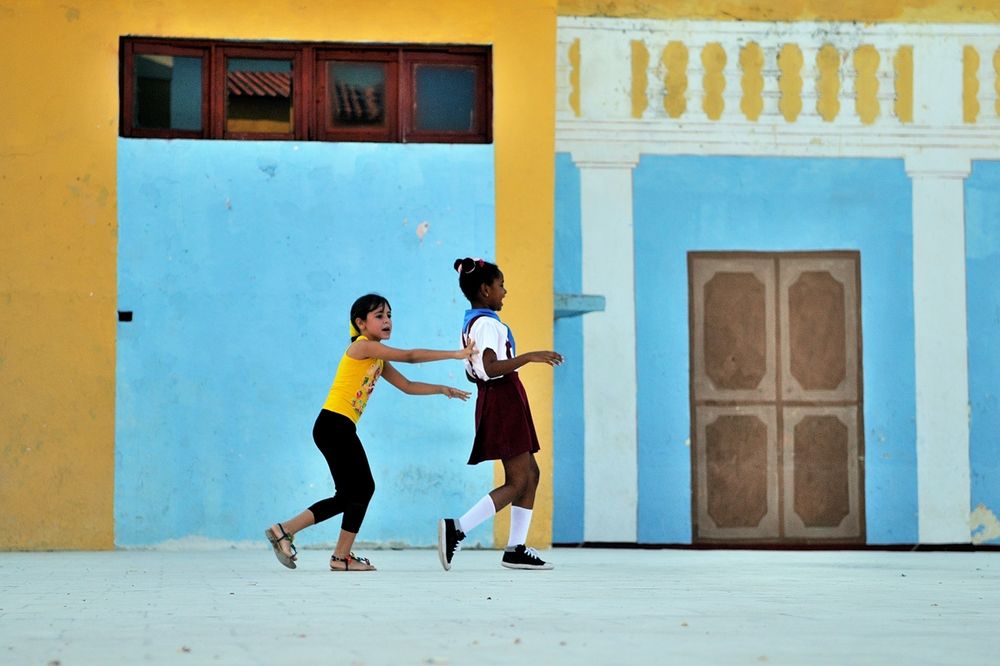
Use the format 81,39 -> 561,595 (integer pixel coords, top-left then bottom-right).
442,386 -> 472,401
455,339 -> 478,360
527,350 -> 563,366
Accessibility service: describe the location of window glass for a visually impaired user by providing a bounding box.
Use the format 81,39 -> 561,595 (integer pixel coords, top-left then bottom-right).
327,62 -> 387,128
414,64 -> 476,131
133,54 -> 202,130
226,58 -> 293,133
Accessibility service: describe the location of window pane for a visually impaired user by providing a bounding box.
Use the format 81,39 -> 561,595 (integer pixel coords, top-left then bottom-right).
328,62 -> 387,128
133,55 -> 202,130
414,65 -> 476,132
226,58 -> 293,133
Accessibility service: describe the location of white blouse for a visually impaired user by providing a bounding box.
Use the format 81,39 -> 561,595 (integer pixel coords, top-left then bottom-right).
463,316 -> 513,382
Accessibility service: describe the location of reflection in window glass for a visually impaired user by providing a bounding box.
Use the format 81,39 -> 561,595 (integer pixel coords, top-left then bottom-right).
133,55 -> 202,130
414,65 -> 475,131
226,58 -> 293,133
328,62 -> 387,128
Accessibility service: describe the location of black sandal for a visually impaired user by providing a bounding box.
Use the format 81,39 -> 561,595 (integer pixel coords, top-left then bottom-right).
330,552 -> 376,571
264,523 -> 298,569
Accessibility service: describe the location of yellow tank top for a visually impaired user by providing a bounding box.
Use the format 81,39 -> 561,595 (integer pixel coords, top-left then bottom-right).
322,336 -> 385,423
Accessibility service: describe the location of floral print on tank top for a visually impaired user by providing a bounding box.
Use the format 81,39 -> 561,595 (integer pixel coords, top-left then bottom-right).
351,361 -> 383,418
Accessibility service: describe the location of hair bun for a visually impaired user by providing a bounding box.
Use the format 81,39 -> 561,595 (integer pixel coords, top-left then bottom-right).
454,257 -> 477,274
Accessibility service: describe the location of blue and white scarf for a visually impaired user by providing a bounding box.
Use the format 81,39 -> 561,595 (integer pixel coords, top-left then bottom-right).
462,308 -> 516,356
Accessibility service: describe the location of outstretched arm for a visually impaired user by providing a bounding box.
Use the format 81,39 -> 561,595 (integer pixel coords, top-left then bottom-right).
481,347 -> 563,378
381,362 -> 472,400
348,338 -> 476,364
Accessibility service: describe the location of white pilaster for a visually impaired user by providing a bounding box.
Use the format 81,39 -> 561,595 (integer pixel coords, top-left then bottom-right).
573,145 -> 639,542
905,151 -> 972,544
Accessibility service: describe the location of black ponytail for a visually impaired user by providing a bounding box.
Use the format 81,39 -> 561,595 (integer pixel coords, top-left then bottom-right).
453,257 -> 501,303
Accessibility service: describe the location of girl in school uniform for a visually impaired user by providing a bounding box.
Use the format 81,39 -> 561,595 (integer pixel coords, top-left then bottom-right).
266,293 -> 475,572
438,258 -> 563,571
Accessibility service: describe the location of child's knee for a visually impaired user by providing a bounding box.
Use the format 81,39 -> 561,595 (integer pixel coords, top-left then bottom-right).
505,475 -> 529,496
527,460 -> 540,487
354,478 -> 375,503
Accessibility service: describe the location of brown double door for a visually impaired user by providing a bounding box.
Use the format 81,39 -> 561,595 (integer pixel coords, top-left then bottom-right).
688,252 -> 865,544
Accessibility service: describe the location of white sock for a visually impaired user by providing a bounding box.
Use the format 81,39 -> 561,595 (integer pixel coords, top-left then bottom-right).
457,495 -> 496,534
507,506 -> 533,548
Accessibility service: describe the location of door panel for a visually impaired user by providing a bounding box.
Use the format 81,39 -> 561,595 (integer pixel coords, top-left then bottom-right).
691,257 -> 776,402
782,406 -> 861,539
779,258 -> 859,402
695,405 -> 779,539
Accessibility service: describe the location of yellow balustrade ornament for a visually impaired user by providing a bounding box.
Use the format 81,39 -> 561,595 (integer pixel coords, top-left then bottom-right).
995,49 -> 1000,119
702,42 -> 726,120
569,38 -> 581,118
894,46 -> 914,123
663,41 -> 688,118
779,43 -> 803,122
632,40 -> 650,119
817,43 -> 842,122
964,45 -> 980,124
740,42 -> 764,122
854,45 -> 880,125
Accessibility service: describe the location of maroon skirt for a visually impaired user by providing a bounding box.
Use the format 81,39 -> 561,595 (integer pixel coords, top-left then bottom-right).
467,372 -> 540,465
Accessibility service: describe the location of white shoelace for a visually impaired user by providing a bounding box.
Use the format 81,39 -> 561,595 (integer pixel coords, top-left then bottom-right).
524,546 -> 542,560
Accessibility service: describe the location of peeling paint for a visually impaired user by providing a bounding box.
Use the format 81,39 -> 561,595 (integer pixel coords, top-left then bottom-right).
969,504 -> 1000,544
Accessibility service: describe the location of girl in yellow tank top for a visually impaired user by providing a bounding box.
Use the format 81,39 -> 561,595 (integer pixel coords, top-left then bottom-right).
265,293 -> 476,571
322,341 -> 384,423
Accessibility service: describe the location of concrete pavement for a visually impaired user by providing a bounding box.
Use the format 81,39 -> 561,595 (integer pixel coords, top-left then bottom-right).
1,547 -> 996,665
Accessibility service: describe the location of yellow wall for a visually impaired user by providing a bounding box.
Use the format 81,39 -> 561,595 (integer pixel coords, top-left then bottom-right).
559,0 -> 1000,22
0,0 -> 556,550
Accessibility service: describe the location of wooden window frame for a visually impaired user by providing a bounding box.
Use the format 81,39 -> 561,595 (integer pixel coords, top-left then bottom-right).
216,44 -> 307,141
120,39 -> 210,139
315,48 -> 399,143
402,49 -> 491,144
119,37 -> 492,144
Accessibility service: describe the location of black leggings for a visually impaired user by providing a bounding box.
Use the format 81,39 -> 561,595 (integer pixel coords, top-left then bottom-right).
307,409 -> 375,534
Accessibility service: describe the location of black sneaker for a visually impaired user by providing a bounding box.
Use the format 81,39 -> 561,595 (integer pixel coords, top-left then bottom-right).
438,518 -> 465,571
501,544 -> 553,570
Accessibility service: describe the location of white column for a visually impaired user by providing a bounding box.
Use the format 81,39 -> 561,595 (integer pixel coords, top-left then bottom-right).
573,145 -> 639,543
905,151 -> 972,544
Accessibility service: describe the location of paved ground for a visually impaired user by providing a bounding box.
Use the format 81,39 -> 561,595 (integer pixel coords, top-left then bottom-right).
0,547 -> 996,665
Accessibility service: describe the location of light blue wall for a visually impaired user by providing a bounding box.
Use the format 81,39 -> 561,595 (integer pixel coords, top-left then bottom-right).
554,154 -> 919,545
632,155 -> 917,544
116,139 -> 495,547
553,152 -> 584,543
966,160 -> 1000,544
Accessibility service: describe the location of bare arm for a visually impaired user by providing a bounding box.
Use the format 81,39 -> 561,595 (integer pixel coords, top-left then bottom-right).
348,338 -> 476,364
381,362 -> 472,400
481,347 -> 563,378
